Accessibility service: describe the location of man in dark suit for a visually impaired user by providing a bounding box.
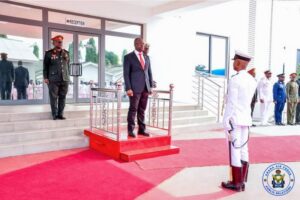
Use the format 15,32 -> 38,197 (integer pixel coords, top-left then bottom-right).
0,53 -> 14,100
43,35 -> 70,120
123,38 -> 153,137
14,60 -> 29,100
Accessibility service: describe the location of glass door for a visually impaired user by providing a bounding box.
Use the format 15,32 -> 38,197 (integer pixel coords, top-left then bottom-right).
49,29 -> 100,103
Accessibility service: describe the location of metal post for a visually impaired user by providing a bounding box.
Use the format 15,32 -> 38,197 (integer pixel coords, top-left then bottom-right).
116,82 -> 122,141
89,84 -> 93,130
197,76 -> 201,107
168,84 -> 174,136
217,88 -> 221,122
201,78 -> 204,109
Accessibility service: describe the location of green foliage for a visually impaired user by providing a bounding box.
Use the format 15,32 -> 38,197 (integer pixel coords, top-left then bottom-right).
85,38 -> 98,63
33,44 -> 39,59
68,42 -> 74,62
121,49 -> 128,64
105,51 -> 119,66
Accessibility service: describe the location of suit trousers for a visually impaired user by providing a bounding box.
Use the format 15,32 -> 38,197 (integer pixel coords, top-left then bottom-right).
228,125 -> 249,167
260,102 -> 272,124
296,103 -> 300,123
16,86 -> 27,100
274,102 -> 285,124
127,90 -> 149,133
0,81 -> 12,100
48,81 -> 69,117
287,102 -> 297,124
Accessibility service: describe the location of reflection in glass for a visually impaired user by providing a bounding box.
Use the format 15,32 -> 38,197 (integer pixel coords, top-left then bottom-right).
0,22 -> 43,101
50,31 -> 74,99
195,35 -> 209,73
211,37 -> 226,76
78,35 -> 99,99
105,36 -> 134,89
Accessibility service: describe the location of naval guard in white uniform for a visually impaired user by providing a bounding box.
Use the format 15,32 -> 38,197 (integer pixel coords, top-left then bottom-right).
257,70 -> 273,125
221,51 -> 257,192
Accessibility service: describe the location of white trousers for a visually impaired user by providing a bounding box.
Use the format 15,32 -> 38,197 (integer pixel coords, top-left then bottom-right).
228,125 -> 249,167
260,102 -> 272,124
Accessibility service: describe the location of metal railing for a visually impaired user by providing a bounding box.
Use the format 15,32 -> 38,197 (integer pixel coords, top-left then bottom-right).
89,83 -> 174,141
193,72 -> 226,122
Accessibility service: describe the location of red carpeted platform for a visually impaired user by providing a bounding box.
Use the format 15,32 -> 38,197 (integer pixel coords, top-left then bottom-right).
84,128 -> 180,161
136,136 -> 300,170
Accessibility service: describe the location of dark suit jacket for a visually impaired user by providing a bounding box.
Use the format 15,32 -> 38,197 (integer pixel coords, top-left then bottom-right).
0,60 -> 14,83
123,51 -> 153,93
14,66 -> 29,88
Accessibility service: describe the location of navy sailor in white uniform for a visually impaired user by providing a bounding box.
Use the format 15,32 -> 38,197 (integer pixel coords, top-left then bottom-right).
221,51 -> 257,192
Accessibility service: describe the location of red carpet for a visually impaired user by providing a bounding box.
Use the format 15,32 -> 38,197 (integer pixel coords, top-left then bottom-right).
1,135 -> 299,200
136,136 -> 300,170
0,150 -> 179,200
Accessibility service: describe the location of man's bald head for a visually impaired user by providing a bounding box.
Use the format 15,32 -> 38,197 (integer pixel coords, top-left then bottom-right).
134,37 -> 144,52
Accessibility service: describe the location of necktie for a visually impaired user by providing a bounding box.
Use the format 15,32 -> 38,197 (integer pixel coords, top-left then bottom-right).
138,53 -> 145,70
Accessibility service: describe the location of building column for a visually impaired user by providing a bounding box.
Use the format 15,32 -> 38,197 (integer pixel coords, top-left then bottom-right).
247,0 -> 257,67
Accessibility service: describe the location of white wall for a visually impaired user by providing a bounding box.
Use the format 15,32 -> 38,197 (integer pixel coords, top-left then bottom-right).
146,0 -> 249,103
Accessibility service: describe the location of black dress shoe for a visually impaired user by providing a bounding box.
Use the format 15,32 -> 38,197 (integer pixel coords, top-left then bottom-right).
57,116 -> 66,120
138,131 -> 150,137
128,132 -> 136,138
280,123 -> 285,126
53,116 -> 57,120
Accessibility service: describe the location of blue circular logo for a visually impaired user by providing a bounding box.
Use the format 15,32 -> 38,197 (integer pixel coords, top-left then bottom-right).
262,163 -> 295,196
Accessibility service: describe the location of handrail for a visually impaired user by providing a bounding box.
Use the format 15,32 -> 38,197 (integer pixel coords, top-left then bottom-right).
89,83 -> 174,140
193,71 -> 226,122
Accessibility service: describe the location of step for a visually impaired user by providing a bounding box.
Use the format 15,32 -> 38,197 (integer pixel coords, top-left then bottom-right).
0,136 -> 88,158
120,145 -> 180,162
172,122 -> 222,133
0,127 -> 85,145
0,118 -> 89,133
0,110 -> 90,123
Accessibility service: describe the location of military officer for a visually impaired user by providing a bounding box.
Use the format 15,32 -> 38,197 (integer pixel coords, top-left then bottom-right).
247,68 -> 258,125
0,52 -> 14,100
43,35 -> 70,120
257,70 -> 273,125
273,73 -> 286,126
286,73 -> 299,125
222,51 -> 257,192
296,75 -> 300,124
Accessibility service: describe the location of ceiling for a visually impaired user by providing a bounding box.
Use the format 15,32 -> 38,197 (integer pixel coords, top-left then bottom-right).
8,0 -> 232,23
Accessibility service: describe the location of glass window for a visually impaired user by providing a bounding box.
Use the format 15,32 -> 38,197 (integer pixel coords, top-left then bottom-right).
78,35 -> 99,99
106,21 -> 141,35
0,22 -> 43,101
105,36 -> 134,88
195,35 -> 209,73
0,3 -> 42,21
211,37 -> 227,76
48,11 -> 101,29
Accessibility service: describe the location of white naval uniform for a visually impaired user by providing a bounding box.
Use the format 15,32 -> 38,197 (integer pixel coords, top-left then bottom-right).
257,77 -> 273,125
223,70 -> 257,167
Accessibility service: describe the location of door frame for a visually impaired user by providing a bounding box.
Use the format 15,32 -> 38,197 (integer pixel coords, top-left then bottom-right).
48,28 -> 101,103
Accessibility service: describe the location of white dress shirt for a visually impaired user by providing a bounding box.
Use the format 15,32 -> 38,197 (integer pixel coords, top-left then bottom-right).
223,70 -> 257,128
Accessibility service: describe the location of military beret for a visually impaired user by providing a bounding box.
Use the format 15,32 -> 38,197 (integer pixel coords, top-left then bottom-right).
232,50 -> 252,62
51,35 -> 64,41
